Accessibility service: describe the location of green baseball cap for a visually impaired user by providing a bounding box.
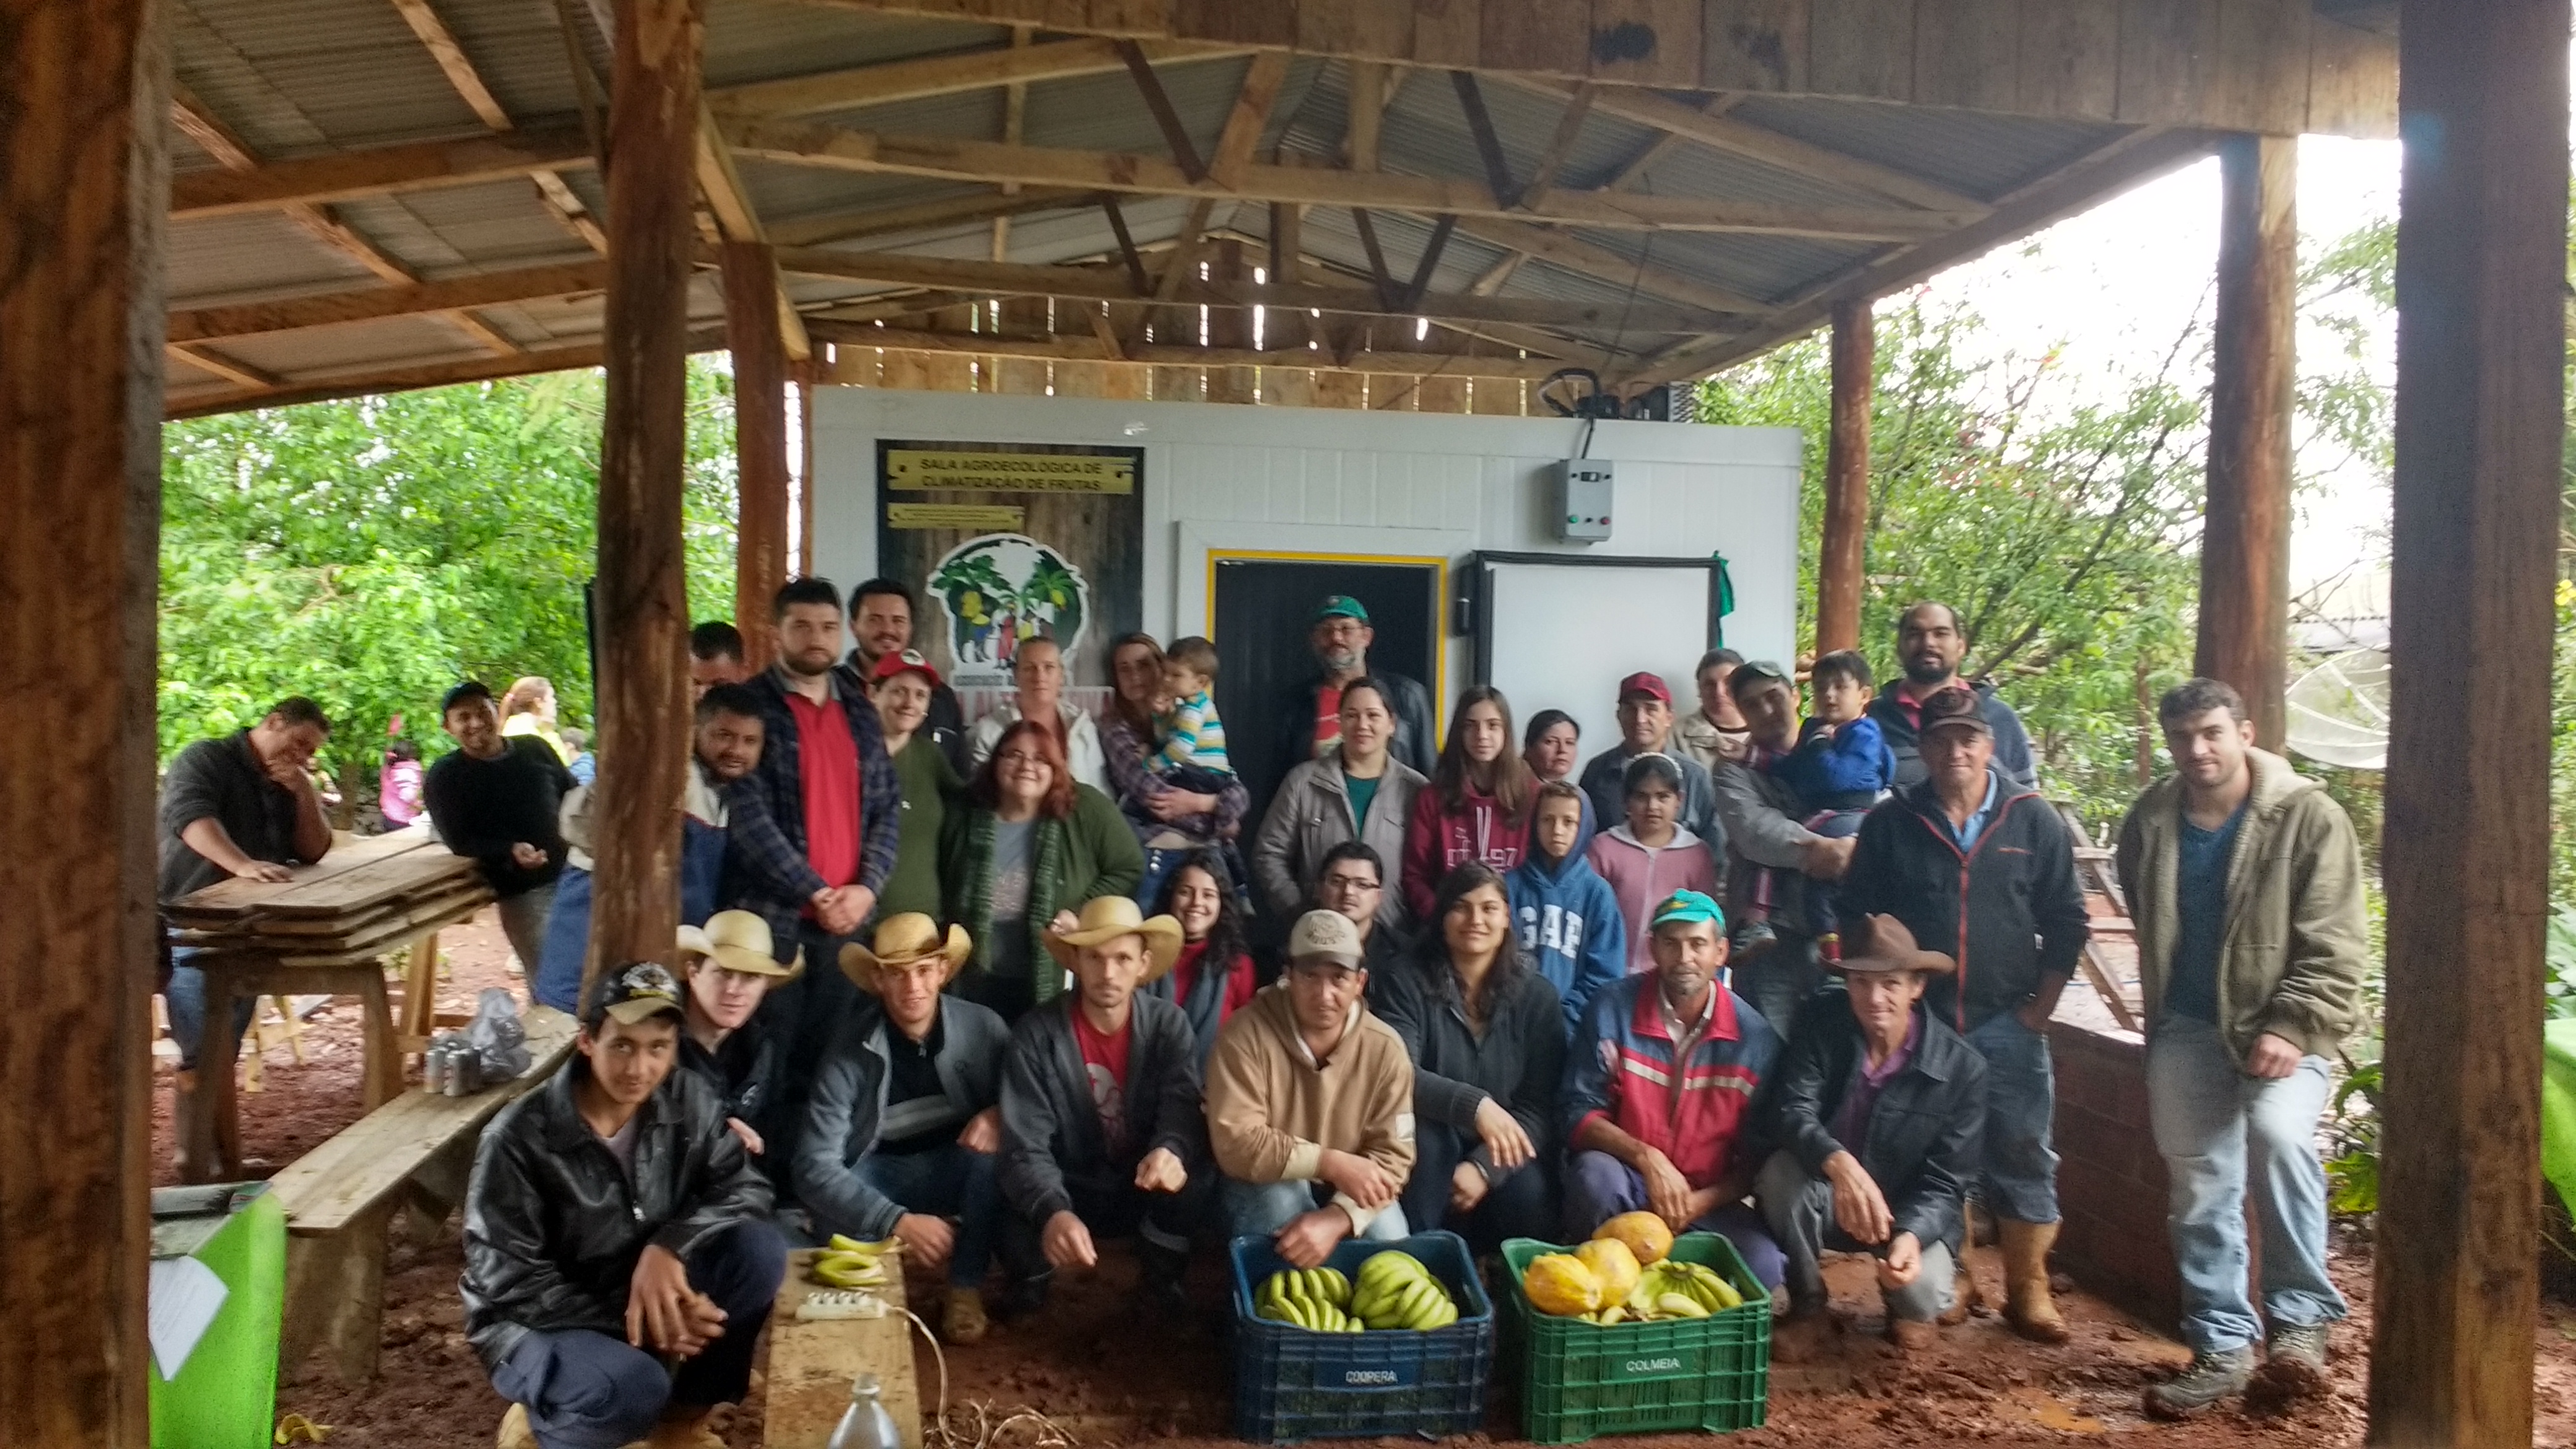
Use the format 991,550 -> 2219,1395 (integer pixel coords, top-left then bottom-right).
1650,889 -> 1727,934
1312,595 -> 1370,625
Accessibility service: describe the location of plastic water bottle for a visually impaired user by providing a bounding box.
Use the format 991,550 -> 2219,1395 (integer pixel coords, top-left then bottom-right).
825,1372 -> 900,1449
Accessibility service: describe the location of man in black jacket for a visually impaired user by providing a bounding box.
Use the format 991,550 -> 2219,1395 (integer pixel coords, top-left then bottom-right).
1754,915 -> 1986,1357
464,962 -> 785,1449
1837,686 -> 2088,1344
998,897 -> 1212,1320
1865,602 -> 2039,790
426,679 -> 575,977
1271,596 -> 1437,788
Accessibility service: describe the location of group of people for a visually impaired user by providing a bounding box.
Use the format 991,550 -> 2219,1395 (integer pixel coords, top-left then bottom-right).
155,583 -> 2368,1447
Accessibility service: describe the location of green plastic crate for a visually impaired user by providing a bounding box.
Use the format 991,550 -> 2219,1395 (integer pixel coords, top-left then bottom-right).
149,1183 -> 285,1449
1499,1232 -> 1770,1443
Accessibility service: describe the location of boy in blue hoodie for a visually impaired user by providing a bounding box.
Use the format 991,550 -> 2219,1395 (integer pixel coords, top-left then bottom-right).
1507,781 -> 1627,1036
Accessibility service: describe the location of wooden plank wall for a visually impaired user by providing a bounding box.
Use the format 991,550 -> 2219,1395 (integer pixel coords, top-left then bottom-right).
832,0 -> 2396,137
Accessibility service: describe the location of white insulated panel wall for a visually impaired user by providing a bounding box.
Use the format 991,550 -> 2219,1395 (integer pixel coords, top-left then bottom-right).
809,388 -> 1805,715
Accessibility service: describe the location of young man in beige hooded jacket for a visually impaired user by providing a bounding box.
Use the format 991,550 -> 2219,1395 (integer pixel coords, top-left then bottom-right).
2116,677 -> 2367,1419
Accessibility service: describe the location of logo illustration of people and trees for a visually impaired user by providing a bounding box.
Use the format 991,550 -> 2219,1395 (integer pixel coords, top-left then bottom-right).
927,533 -> 1090,685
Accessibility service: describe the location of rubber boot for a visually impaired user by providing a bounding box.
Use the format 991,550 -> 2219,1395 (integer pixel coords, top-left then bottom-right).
1999,1219 -> 2069,1343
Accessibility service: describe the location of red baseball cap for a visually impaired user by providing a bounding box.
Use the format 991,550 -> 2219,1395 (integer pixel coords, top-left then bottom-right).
1616,671 -> 1673,705
869,648 -> 944,689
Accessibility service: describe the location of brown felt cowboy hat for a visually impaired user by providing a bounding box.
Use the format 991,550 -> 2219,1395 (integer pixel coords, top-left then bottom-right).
838,913 -> 972,991
1042,896 -> 1185,981
676,910 -> 803,980
1830,914 -> 1956,978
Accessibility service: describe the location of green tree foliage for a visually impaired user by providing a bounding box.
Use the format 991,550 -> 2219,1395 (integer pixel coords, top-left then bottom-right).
1697,292 -> 2209,826
159,362 -> 741,800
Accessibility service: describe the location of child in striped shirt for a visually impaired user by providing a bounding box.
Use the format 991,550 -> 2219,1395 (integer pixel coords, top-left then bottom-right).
1151,636 -> 1234,793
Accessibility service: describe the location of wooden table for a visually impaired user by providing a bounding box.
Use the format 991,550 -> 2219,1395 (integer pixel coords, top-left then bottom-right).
168,828 -> 493,1182
764,1249 -> 923,1448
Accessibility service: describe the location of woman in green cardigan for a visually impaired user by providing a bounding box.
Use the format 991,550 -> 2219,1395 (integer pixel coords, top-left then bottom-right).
866,648 -> 959,921
941,716 -> 1144,1021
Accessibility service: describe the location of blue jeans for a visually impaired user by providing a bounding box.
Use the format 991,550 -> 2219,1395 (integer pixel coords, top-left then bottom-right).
1965,1010 -> 2060,1224
1222,1177 -> 1410,1243
489,1220 -> 787,1448
1562,1149 -> 1785,1289
850,1144 -> 1001,1289
164,947 -> 255,1073
2146,1014 -> 2347,1352
533,868 -> 593,1014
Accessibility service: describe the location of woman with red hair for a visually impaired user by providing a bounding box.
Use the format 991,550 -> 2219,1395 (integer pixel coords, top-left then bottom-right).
939,718 -> 1144,1021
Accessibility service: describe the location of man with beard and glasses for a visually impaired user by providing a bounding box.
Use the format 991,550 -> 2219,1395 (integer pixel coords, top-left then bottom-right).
1865,603 -> 2037,790
533,684 -> 770,1014
728,577 -> 902,1168
1271,596 -> 1437,783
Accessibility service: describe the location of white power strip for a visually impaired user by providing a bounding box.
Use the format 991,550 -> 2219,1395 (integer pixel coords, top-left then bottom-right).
795,1289 -> 890,1321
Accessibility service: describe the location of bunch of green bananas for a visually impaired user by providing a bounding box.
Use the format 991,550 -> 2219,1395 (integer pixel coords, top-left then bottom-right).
1350,1251 -> 1460,1331
1580,1258 -> 1743,1325
1256,1266 -> 1361,1331
807,1234 -> 892,1289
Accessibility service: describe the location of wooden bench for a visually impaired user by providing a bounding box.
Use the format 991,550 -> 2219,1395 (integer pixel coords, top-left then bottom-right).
763,1248 -> 924,1449
268,1006 -> 577,1382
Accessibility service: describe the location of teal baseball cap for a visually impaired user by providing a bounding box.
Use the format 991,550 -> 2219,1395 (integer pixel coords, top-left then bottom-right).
1312,595 -> 1370,625
1649,889 -> 1726,934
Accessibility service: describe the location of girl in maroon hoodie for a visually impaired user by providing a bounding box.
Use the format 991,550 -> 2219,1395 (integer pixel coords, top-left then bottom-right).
1401,686 -> 1538,919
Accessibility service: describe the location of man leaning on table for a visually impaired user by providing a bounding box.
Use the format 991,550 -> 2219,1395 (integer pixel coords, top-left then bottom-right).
159,697 -> 335,1170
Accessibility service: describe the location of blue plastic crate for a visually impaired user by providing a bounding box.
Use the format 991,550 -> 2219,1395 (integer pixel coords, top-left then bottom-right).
1227,1230 -> 1497,1443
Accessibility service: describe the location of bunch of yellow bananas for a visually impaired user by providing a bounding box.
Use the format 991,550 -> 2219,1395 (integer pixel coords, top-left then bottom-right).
1578,1258 -> 1743,1325
807,1234 -> 894,1289
1256,1266 -> 1361,1331
1350,1251 -> 1460,1331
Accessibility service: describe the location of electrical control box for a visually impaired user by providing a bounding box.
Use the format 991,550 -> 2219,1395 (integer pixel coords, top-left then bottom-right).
1553,459 -> 1616,543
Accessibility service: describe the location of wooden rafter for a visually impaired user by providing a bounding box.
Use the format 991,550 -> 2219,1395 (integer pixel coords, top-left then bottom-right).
1116,39 -> 1207,183
723,122 -> 1973,238
1350,207 -> 1399,310
1519,83 -> 1596,212
167,342 -> 284,390
707,35 -> 1239,120
388,0 -> 513,129
1627,127 -> 2217,381
1450,216 -> 1770,315
1448,71 -> 1521,209
172,126 -> 594,219
770,186 -> 1087,248
1100,195 -> 1151,294
1400,215 -> 1458,313
1207,51 -> 1291,191
803,318 -> 1573,380
167,260 -> 611,343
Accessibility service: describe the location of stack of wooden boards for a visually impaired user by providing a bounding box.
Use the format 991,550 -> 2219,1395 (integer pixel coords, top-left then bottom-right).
168,827 -> 491,967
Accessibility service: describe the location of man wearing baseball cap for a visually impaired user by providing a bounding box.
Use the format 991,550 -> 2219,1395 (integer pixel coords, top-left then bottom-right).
1753,915 -> 1988,1357
1577,671 -> 1720,847
1838,685 -> 2088,1342
465,962 -> 785,1449
1271,594 -> 1438,788
1205,909 -> 1419,1268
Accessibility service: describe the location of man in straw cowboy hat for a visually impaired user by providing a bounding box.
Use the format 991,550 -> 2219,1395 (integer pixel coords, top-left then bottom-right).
468,962 -> 784,1449
791,914 -> 1012,1344
994,896 -> 1214,1322
1752,913 -> 1989,1358
672,910 -> 801,1159
1206,909 -> 1417,1268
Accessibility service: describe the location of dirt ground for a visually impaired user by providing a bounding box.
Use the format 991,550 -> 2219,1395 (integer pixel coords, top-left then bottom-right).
163,915 -> 2576,1447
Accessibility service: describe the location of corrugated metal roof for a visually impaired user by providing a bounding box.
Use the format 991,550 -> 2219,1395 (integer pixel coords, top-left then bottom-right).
158,0 -> 2185,406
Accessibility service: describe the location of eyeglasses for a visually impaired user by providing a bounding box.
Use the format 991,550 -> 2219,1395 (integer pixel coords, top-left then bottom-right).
1320,873 -> 1382,892
996,749 -> 1048,766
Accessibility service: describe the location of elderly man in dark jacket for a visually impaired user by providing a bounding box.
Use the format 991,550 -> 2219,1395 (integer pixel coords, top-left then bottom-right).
464,962 -> 785,1449
1755,915 -> 1986,1358
1271,594 -> 1438,788
998,898 -> 1213,1321
1838,685 -> 2089,1344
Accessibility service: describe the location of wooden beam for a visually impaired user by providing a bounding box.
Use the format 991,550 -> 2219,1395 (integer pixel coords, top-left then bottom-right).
383,0 -> 611,266
167,260 -> 610,342
801,318 -> 1577,380
172,84 -> 422,285
1351,206 -> 1400,310
531,169 -> 609,251
770,187 -> 1083,250
588,0 -> 702,988
1448,71 -> 1521,209
1507,74 -> 1988,213
1816,298 -> 1872,655
793,0 -> 2396,137
388,0 -> 513,129
1451,215 -> 1771,315
724,121 -> 1975,237
692,108 -> 811,360
1116,38 -> 1208,182
1626,126 -> 2218,380
1519,82 -> 1596,211
2367,0 -> 2567,1441
724,242 -> 791,672
164,331 -> 729,419
444,310 -> 523,355
1100,194 -> 1152,294
707,35 -> 1238,120
1,0 -> 159,1438
1208,51 -> 1292,191
1399,214 -> 1457,312
768,245 -> 1754,331
170,125 -> 594,218
168,342 -> 284,389
1344,60 -> 1385,172
2195,134 -> 2295,751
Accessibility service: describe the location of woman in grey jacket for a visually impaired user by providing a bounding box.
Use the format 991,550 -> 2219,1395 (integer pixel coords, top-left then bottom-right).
1253,677 -> 1424,933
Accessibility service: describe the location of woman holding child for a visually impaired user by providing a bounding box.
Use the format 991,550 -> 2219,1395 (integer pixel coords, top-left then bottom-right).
1101,633 -> 1251,910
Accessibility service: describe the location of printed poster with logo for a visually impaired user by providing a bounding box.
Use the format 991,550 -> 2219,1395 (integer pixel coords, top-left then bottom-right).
874,440 -> 1145,694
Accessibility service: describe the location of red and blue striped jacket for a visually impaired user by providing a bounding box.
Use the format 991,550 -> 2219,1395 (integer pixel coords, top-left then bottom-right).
1560,972 -> 1781,1189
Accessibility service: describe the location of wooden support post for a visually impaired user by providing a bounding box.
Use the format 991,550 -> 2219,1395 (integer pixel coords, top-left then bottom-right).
586,0 -> 704,988
1,0 -> 162,1437
1816,298 -> 1873,656
1206,239 -> 1254,404
2196,135 -> 2296,750
2367,2 -> 2569,1445
724,239 -> 791,670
